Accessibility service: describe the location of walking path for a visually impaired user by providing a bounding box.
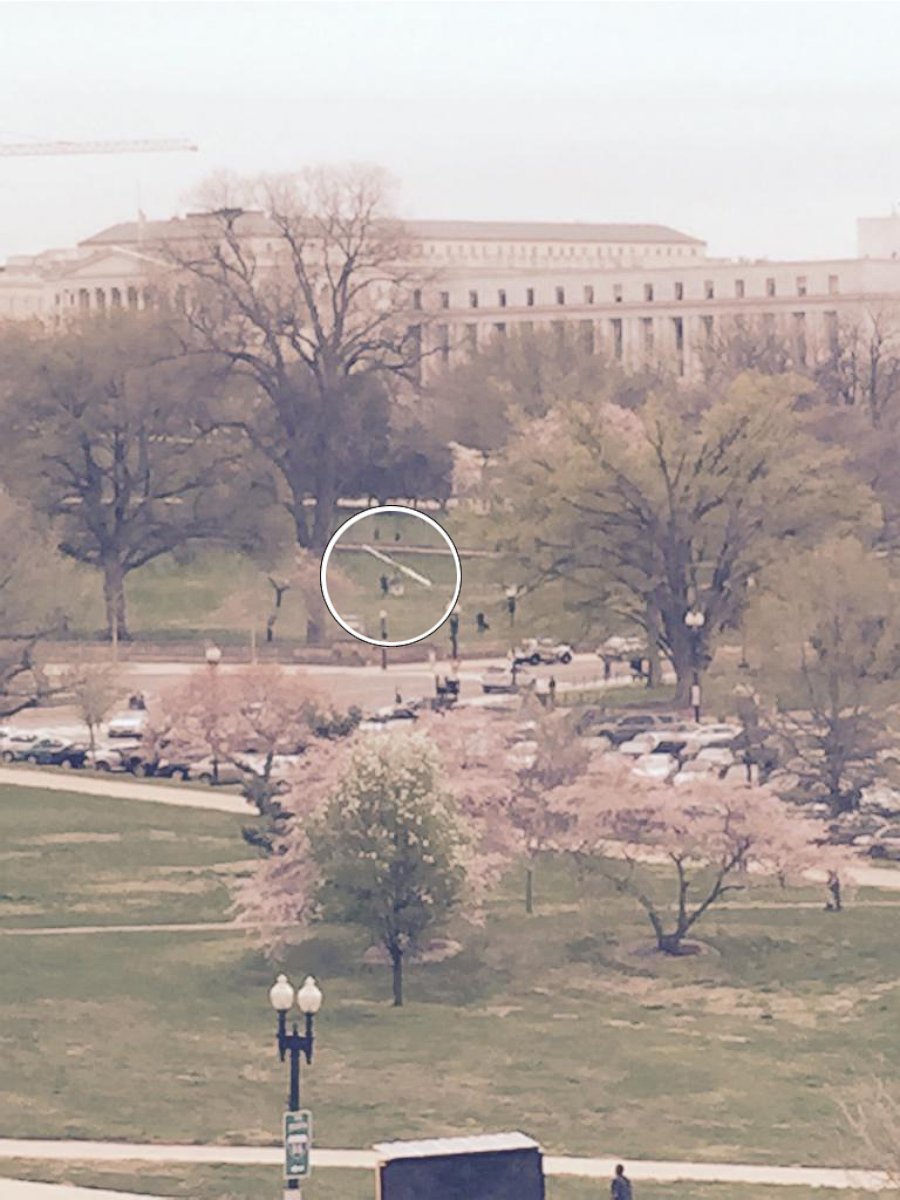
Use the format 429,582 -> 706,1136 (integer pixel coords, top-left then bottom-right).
359,543 -> 434,587
0,1140 -> 890,1191
0,1182 -> 167,1200
0,767 -> 251,816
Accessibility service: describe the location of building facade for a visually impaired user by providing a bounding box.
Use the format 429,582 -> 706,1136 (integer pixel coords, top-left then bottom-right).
3,212 -> 900,380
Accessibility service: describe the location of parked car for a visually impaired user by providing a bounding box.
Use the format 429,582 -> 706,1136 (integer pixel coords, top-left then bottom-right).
0,732 -> 41,762
107,713 -> 147,739
84,745 -> 142,774
632,753 -> 679,782
597,635 -> 645,658
577,711 -> 680,747
190,757 -> 245,786
512,638 -> 574,667
617,733 -> 660,757
360,705 -> 419,729
141,756 -> 192,781
481,666 -> 521,694
13,739 -> 88,768
681,723 -> 742,751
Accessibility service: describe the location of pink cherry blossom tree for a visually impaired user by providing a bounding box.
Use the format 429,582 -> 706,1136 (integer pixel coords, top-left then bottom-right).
549,760 -> 838,954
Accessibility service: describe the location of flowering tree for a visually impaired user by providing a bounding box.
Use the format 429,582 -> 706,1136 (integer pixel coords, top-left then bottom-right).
550,762 -> 835,954
236,732 -> 469,1006
147,666 -> 357,849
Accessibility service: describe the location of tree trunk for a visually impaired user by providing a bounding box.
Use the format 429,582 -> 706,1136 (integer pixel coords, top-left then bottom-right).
102,558 -> 129,642
389,944 -> 404,1007
525,864 -> 534,915
657,930 -> 686,955
644,601 -> 662,688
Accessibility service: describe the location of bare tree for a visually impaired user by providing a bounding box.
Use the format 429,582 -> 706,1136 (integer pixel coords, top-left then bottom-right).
169,166 -> 430,561
816,308 -> 900,428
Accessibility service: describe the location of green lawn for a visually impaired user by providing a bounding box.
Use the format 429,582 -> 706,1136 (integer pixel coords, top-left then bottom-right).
0,1162 -> 887,1200
1,786 -> 898,1173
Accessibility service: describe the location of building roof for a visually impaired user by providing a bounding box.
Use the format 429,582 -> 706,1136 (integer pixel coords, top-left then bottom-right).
406,219 -> 705,245
82,214 -> 705,248
373,1132 -> 540,1161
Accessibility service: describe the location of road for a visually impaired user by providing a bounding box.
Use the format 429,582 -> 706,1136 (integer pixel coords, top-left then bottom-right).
9,651 -> 622,734
0,1140 -> 890,1191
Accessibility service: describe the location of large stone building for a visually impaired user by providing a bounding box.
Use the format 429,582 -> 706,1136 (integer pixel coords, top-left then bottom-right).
3,210 -> 900,378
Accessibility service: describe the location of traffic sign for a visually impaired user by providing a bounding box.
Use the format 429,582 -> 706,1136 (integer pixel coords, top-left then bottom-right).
284,1110 -> 312,1181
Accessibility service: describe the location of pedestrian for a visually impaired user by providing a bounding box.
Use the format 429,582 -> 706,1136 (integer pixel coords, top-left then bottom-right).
394,689 -> 403,706
379,574 -> 389,596
394,529 -> 401,542
548,675 -> 557,707
825,870 -> 842,912
611,1163 -> 633,1200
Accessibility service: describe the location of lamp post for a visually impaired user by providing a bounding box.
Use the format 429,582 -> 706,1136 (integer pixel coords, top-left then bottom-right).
379,609 -> 388,672
269,973 -> 323,1195
684,609 -> 705,722
738,575 -> 756,670
449,604 -> 461,662
205,644 -> 222,783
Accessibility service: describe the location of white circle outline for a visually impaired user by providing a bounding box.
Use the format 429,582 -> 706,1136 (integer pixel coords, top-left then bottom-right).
319,505 -> 463,648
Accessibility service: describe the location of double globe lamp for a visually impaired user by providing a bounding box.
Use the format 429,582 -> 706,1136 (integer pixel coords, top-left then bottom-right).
268,974 -> 324,1116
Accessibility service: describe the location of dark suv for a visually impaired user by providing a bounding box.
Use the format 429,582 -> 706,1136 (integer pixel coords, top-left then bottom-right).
575,711 -> 679,747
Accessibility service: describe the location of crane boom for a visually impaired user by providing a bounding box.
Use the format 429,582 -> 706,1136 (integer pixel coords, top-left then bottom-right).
0,139 -> 198,157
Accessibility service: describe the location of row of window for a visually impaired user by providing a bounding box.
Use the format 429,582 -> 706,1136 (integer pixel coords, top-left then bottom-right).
433,309 -> 836,369
429,275 -> 842,312
413,242 -> 700,262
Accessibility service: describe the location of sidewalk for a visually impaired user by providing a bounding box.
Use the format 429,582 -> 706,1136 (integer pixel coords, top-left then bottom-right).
0,1140 -> 891,1191
0,767 -> 250,816
0,1182 -> 167,1200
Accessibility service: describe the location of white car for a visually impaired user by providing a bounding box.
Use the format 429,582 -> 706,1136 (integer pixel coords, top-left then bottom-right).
189,757 -> 245,786
107,713 -> 147,739
694,746 -> 736,768
480,666 -> 527,694
673,759 -> 727,787
512,638 -> 574,667
359,706 -> 420,732
617,732 -> 660,757
632,753 -> 679,781
0,731 -> 40,762
597,635 -> 645,658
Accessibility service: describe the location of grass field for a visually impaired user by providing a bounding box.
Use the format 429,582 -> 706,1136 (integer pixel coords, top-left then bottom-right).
1,784 -> 898,1181
0,1161 -> 885,1200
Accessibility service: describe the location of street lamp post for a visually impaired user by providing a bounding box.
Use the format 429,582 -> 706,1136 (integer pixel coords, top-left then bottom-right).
269,973 -> 323,1196
684,609 -> 705,723
379,609 -> 388,672
449,604 -> 461,662
205,644 -> 222,783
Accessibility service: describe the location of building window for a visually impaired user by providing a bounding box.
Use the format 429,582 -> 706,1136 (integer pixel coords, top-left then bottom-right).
735,279 -> 745,299
644,283 -> 654,302
468,290 -> 479,309
613,283 -> 623,303
465,324 -> 478,354
761,312 -> 776,335
701,315 -> 714,340
611,318 -> 623,360
526,287 -> 535,307
498,288 -> 507,308
555,286 -> 566,305
494,322 -> 507,336
580,320 -> 595,354
437,324 -> 450,365
828,274 -> 840,295
78,288 -> 90,309
674,281 -> 684,301
440,291 -> 450,309
642,317 -> 654,354
796,276 -> 807,297
584,285 -> 594,305
793,312 -> 807,366
704,280 -> 715,300
825,310 -> 839,349
766,277 -> 776,297
412,288 -> 422,310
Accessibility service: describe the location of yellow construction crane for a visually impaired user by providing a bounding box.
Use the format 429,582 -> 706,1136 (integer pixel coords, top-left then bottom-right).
0,138 -> 197,157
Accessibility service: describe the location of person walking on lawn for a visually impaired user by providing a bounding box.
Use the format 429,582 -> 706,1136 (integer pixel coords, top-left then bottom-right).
611,1163 -> 633,1200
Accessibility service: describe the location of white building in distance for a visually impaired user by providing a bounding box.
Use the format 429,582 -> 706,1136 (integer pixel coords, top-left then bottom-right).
3,211 -> 900,378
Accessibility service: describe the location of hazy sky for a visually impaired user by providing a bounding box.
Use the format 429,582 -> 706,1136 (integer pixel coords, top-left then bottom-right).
3,1 -> 900,263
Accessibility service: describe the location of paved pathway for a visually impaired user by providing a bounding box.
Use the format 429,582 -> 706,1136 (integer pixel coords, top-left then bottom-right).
0,767 -> 251,816
0,1140 -> 890,1191
0,1182 -> 167,1200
